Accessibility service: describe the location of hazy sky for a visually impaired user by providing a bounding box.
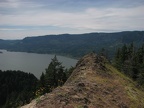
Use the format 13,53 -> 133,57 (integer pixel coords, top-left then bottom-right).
0,0 -> 144,39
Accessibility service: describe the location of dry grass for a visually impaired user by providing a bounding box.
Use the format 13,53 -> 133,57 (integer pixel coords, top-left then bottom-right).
22,53 -> 144,108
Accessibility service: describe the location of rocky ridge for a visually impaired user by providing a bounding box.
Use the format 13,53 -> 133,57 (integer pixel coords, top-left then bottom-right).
22,53 -> 144,108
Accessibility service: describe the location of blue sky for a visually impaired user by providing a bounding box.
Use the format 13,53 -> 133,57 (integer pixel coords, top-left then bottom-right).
0,0 -> 144,39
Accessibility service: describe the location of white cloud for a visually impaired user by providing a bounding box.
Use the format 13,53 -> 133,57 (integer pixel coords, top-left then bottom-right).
0,0 -> 144,39
0,0 -> 20,8
0,28 -> 25,31
1,6 -> 144,30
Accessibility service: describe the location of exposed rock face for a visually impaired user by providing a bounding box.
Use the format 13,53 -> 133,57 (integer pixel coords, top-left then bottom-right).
22,53 -> 144,108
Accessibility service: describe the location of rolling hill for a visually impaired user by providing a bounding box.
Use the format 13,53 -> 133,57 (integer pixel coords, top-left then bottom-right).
0,31 -> 144,58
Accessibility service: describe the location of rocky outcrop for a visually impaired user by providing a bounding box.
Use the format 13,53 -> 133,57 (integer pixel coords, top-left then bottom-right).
22,53 -> 144,108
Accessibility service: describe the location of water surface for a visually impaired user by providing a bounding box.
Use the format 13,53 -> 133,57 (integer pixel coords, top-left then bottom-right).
0,50 -> 77,78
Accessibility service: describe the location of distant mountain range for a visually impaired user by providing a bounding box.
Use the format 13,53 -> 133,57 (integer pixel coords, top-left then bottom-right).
0,31 -> 144,58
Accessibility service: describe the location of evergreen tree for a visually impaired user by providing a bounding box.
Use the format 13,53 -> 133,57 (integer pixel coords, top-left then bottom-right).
40,72 -> 45,87
121,44 -> 128,63
57,65 -> 67,86
44,55 -> 67,92
113,48 -> 122,70
0,70 -> 38,108
113,43 -> 144,86
65,66 -> 75,78
127,43 -> 134,59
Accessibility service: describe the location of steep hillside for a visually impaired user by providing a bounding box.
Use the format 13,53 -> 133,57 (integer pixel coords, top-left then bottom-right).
22,53 -> 144,108
0,31 -> 144,58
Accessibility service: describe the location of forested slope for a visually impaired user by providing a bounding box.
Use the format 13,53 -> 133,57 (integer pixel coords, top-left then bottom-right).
0,31 -> 144,58
0,70 -> 38,108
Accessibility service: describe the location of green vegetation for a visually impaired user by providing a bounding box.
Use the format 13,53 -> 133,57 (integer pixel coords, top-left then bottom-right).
0,70 -> 38,108
0,56 -> 73,108
0,31 -> 144,58
36,56 -> 74,96
113,43 -> 144,86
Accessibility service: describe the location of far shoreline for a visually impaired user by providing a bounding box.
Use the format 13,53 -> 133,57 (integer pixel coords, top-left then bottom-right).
0,49 -> 79,60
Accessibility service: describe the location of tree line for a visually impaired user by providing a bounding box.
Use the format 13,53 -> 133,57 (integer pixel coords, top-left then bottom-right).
0,56 -> 74,108
113,43 -> 144,86
0,70 -> 38,108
